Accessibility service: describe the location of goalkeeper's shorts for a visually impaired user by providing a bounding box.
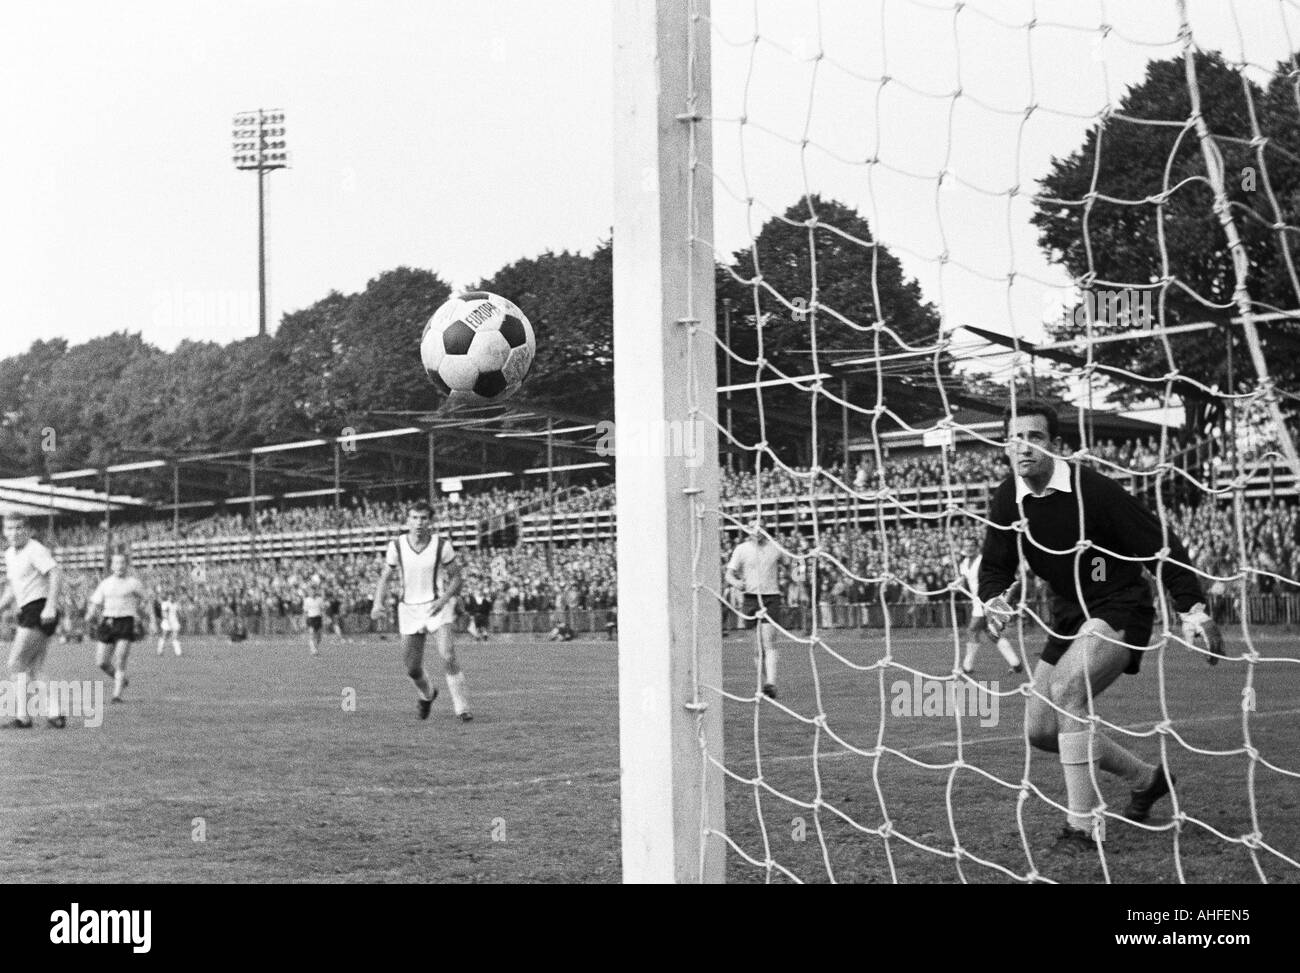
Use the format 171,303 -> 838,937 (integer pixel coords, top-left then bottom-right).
1042,589 -> 1154,675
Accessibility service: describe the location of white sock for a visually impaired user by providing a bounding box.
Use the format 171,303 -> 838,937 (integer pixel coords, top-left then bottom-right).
763,647 -> 778,686
963,642 -> 978,671
1059,730 -> 1100,833
446,671 -> 469,714
114,669 -> 126,699
996,637 -> 1020,668
174,640 -> 183,657
157,640 -> 165,656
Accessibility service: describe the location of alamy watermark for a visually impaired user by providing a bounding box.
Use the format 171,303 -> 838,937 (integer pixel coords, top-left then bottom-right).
595,418 -> 706,467
0,676 -> 104,728
1069,288 -> 1154,332
890,673 -> 1000,728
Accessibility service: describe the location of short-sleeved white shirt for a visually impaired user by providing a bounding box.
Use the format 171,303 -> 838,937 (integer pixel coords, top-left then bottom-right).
90,575 -> 145,618
385,533 -> 456,604
5,538 -> 57,608
727,539 -> 786,596
302,595 -> 324,618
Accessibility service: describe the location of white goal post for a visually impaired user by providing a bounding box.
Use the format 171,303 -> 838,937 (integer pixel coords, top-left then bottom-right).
613,0 -> 725,883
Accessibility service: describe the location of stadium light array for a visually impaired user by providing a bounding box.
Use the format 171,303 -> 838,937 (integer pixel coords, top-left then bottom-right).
232,109 -> 289,337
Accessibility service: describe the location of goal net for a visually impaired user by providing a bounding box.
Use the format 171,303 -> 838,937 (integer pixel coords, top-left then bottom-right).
614,0 -> 1300,883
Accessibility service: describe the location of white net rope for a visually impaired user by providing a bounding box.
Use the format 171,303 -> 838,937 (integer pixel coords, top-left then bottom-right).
684,0 -> 1300,882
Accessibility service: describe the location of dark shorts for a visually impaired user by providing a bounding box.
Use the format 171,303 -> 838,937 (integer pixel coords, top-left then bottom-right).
741,593 -> 781,630
97,616 -> 139,644
1042,589 -> 1155,676
18,600 -> 59,638
306,616 -> 323,632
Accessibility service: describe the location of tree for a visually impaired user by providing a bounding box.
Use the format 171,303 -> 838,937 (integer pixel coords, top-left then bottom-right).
472,241 -> 614,418
715,195 -> 947,464
1031,51 -> 1300,438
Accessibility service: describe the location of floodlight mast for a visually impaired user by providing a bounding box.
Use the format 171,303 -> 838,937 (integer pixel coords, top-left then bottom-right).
232,109 -> 289,337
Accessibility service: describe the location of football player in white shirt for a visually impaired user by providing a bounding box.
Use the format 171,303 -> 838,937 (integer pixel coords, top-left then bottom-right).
371,499 -> 471,721
957,541 -> 1022,676
156,592 -> 183,657
1,514 -> 65,728
302,589 -> 325,657
85,552 -> 148,703
725,520 -> 790,700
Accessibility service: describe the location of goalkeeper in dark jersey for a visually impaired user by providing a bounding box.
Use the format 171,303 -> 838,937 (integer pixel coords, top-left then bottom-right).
978,401 -> 1224,852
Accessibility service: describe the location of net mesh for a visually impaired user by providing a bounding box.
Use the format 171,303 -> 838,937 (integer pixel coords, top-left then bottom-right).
683,0 -> 1300,883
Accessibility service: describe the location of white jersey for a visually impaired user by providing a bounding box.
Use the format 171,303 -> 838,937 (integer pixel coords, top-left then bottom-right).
90,575 -> 145,618
160,599 -> 181,629
386,533 -> 456,605
302,595 -> 324,618
5,538 -> 57,608
727,539 -> 786,596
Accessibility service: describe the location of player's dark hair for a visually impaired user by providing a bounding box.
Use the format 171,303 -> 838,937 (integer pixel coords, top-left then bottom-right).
407,498 -> 435,517
1002,399 -> 1060,442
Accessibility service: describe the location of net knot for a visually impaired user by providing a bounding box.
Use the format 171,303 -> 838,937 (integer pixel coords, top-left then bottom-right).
879,820 -> 894,839
1250,134 -> 1267,149
1153,546 -> 1171,561
1154,719 -> 1173,735
1241,831 -> 1263,850
1244,744 -> 1260,761
1073,537 -> 1092,553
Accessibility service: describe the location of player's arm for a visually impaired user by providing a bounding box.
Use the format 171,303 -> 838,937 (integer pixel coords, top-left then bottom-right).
371,567 -> 393,619
1103,479 -> 1225,661
41,561 -> 61,622
0,582 -> 14,615
724,547 -> 745,591
431,547 -> 463,614
977,488 -> 1022,634
85,580 -> 105,625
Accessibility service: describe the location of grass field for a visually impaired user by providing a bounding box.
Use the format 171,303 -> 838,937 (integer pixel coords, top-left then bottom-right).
2,625 -> 1297,883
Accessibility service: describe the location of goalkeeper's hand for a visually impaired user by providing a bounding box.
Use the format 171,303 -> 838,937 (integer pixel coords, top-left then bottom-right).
983,594 -> 1016,638
1179,602 -> 1226,664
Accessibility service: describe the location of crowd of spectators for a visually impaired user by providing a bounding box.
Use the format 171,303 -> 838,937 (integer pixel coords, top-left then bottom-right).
26,436 -> 1298,635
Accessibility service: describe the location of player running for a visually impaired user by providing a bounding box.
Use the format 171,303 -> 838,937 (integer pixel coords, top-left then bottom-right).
156,592 -> 183,657
979,401 -> 1223,852
725,519 -> 790,700
85,552 -> 147,703
958,540 -> 1022,676
302,588 -> 325,656
1,513 -> 66,728
371,499 -> 472,721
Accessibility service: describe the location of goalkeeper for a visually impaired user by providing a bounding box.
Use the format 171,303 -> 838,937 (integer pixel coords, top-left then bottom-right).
978,401 -> 1224,852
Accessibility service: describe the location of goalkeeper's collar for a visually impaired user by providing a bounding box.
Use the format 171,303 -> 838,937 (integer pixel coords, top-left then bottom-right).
1014,457 -> 1073,502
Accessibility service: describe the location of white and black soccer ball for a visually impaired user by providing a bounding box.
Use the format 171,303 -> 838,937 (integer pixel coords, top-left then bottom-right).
420,292 -> 536,407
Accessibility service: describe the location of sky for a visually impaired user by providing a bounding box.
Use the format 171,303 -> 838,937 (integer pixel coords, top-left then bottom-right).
2,0 -> 1297,398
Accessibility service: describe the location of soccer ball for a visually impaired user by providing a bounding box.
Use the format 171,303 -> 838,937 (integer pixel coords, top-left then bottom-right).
420,292 -> 536,407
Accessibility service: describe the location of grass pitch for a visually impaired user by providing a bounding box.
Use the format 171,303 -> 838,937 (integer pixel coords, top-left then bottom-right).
2,625 -> 1297,883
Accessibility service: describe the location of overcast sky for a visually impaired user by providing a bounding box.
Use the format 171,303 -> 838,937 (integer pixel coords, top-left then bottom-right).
2,0 -> 1294,378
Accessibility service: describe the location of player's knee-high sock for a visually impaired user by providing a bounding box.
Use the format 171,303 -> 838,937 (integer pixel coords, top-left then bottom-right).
173,638 -> 183,657
411,669 -> 433,701
1059,729 -> 1101,835
962,641 -> 979,671
157,637 -> 165,656
1091,732 -> 1153,787
763,647 -> 778,687
445,671 -> 468,715
995,636 -> 1020,669
113,663 -> 127,699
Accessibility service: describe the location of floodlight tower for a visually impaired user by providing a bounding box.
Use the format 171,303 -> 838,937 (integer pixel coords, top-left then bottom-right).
232,109 -> 289,337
